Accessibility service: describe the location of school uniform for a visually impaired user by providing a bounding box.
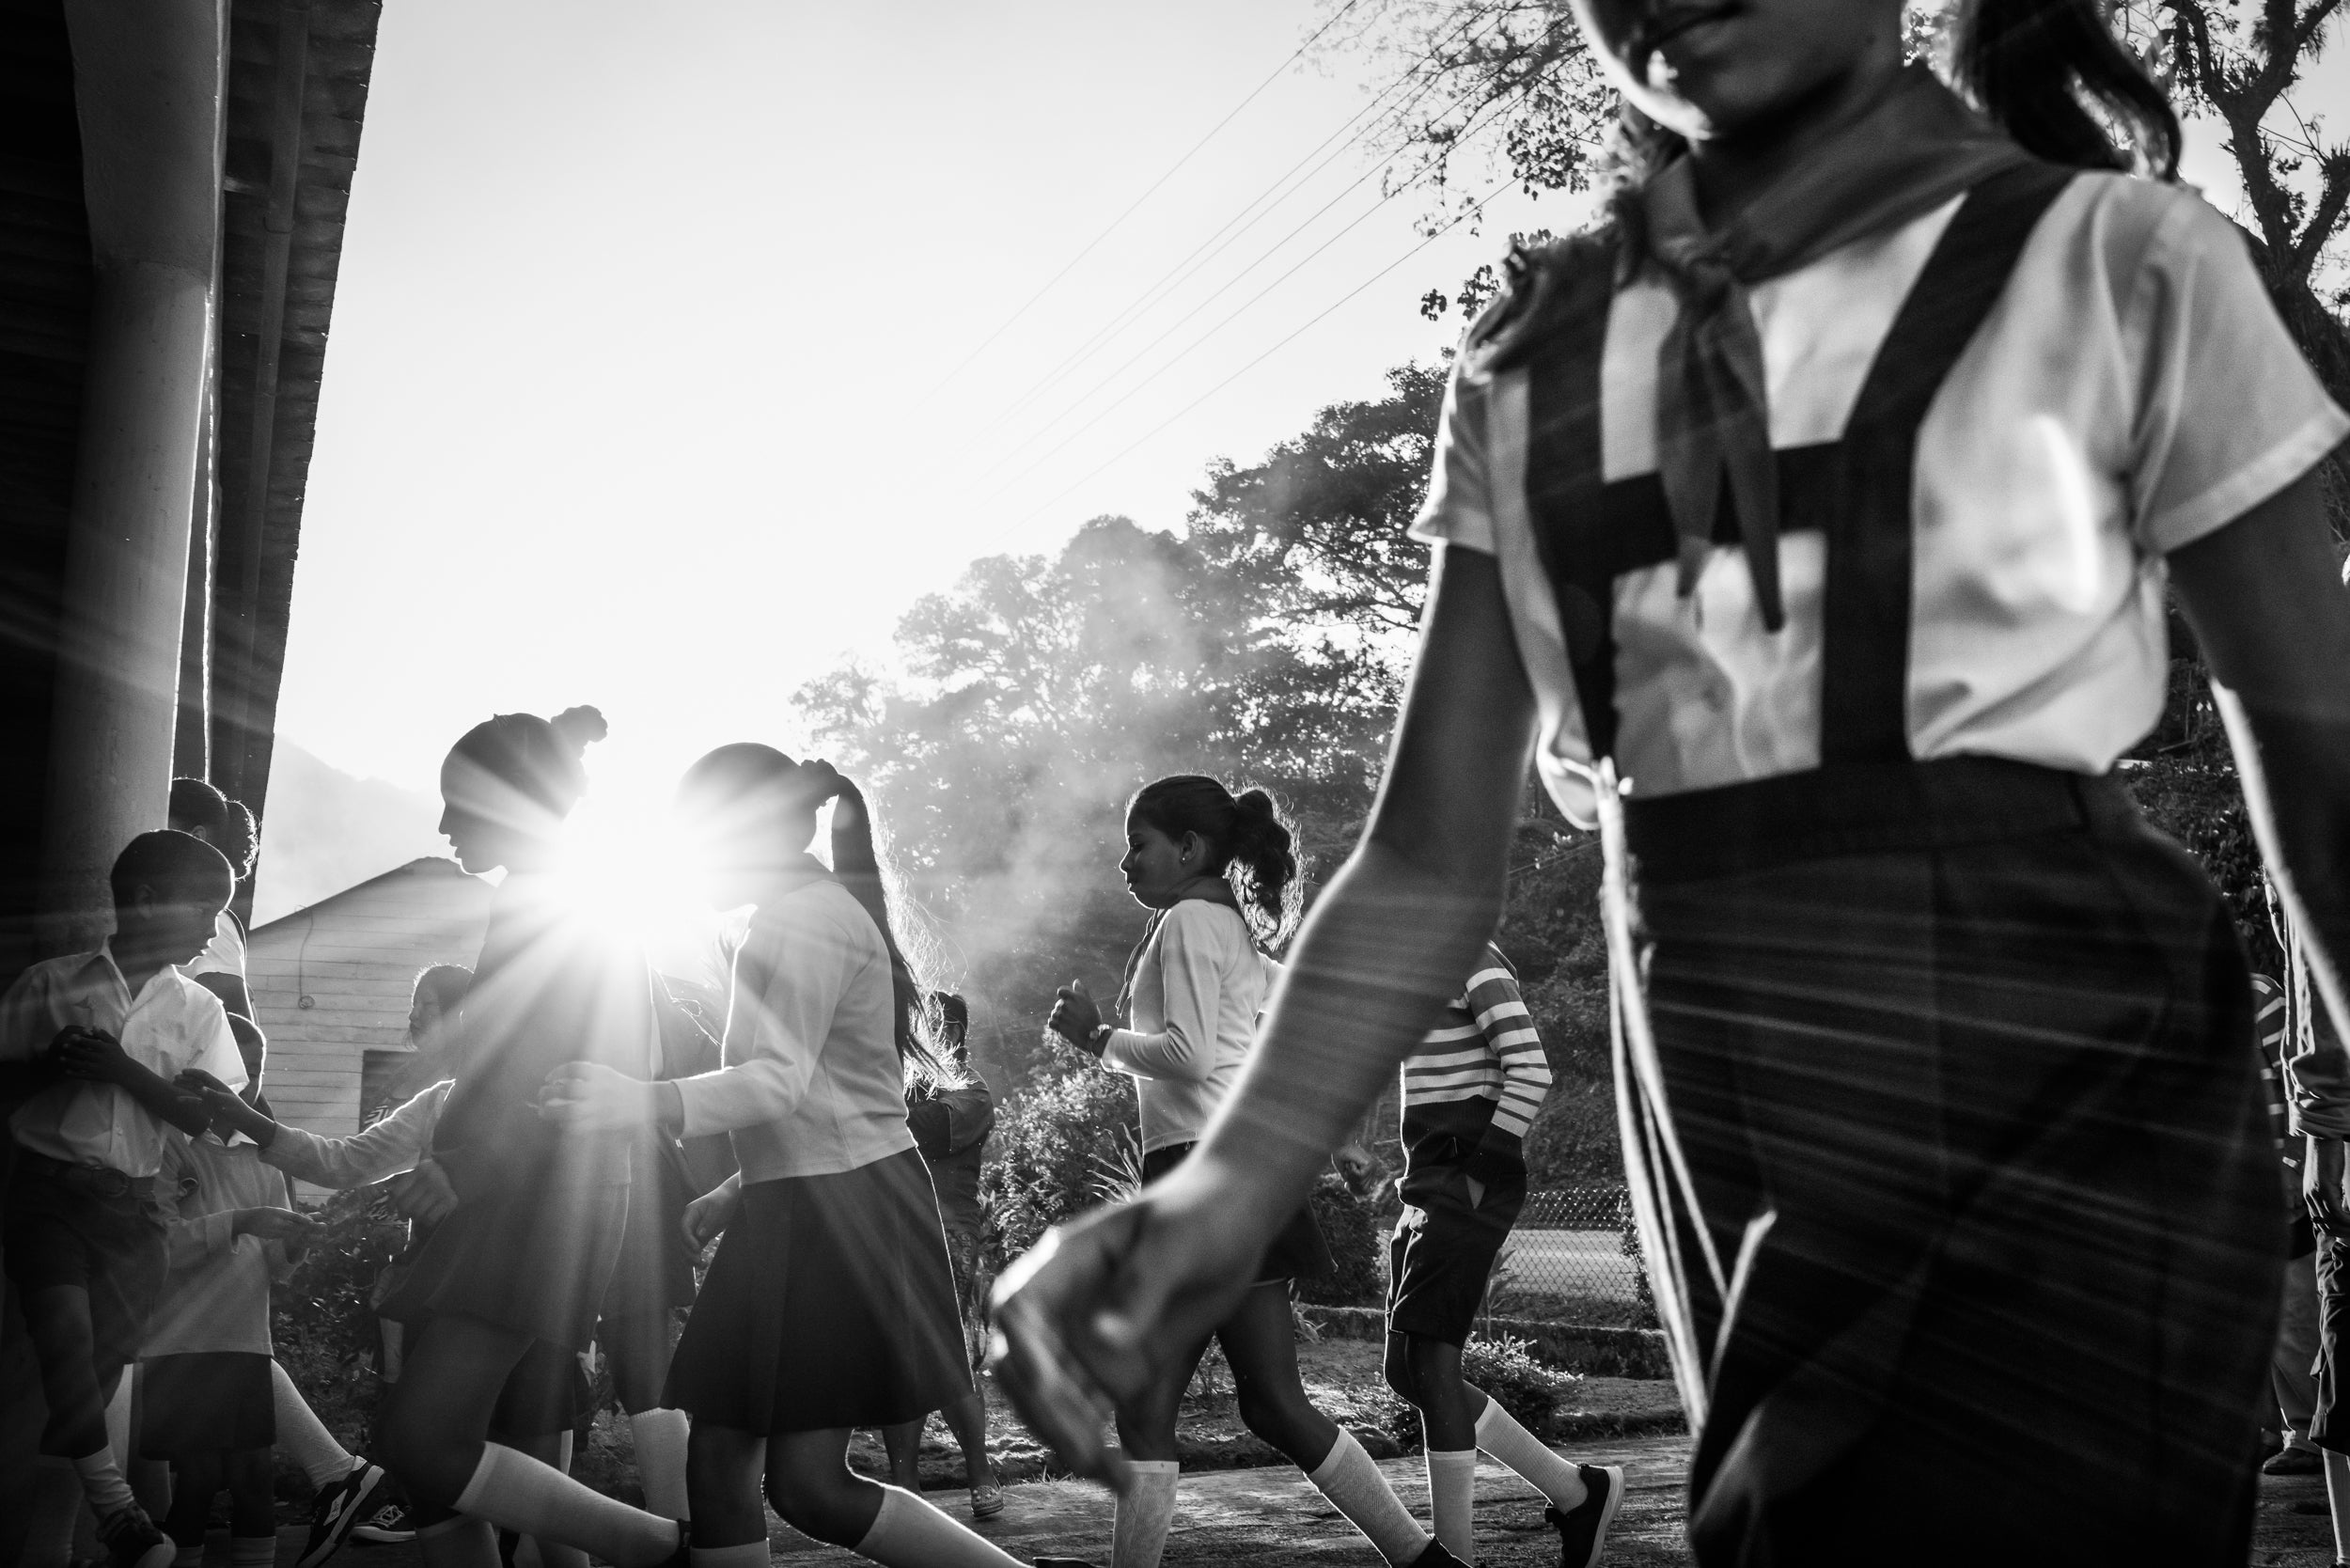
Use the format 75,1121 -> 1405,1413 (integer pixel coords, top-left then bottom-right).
264,1077 -> 587,1437
1415,118 -> 2342,1560
0,947 -> 246,1448
138,1134 -> 296,1458
1105,898 -> 1331,1284
908,1071 -> 996,1352
378,871 -> 655,1354
1386,946 -> 1551,1346
664,857 -> 966,1434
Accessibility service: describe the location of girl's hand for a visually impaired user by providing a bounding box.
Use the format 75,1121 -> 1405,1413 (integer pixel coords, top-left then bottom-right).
385,1161 -> 460,1227
232,1207 -> 318,1243
178,1069 -> 273,1143
539,1061 -> 658,1131
988,1160 -> 1267,1488
1046,980 -> 1104,1054
681,1183 -> 739,1250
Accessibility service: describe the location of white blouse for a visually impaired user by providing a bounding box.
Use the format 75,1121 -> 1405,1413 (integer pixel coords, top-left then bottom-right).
1414,172 -> 2347,824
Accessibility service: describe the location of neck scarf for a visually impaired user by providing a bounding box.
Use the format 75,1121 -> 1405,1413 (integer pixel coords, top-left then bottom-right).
1633,64 -> 2029,630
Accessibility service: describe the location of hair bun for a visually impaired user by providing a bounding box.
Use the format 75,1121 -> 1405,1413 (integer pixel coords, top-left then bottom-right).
549,705 -> 608,756
797,758 -> 851,803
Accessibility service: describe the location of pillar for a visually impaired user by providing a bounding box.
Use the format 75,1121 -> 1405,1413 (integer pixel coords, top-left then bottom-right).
39,0 -> 227,952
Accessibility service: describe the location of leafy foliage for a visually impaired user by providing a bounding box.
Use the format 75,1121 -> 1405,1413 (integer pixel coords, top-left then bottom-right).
1366,1332 -> 1585,1451
979,1062 -> 1142,1265
271,1186 -> 408,1455
1298,1174 -> 1388,1308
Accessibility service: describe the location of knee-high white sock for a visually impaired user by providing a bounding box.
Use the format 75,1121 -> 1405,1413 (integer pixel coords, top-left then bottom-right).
1473,1398 -> 1586,1512
1110,1460 -> 1180,1568
1425,1449 -> 1478,1560
271,1358 -> 361,1488
454,1443 -> 679,1568
632,1408 -> 692,1520
1305,1431 -> 1428,1568
416,1513 -> 501,1568
852,1484 -> 1025,1567
72,1448 -> 135,1515
687,1546 -> 767,1568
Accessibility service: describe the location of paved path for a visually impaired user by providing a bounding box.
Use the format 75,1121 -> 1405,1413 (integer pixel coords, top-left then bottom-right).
251,1437 -> 2342,1567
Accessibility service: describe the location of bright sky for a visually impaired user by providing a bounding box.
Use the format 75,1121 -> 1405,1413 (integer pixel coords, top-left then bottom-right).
274,0 -> 1574,822
271,1 -> 2349,842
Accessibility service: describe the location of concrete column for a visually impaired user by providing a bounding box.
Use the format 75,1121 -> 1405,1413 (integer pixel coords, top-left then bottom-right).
39,0 -> 227,952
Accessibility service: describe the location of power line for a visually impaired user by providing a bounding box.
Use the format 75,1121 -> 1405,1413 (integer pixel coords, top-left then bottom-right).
992,173 -> 1518,538
945,8 -> 1503,461
923,0 -> 1369,398
969,81 -> 1526,498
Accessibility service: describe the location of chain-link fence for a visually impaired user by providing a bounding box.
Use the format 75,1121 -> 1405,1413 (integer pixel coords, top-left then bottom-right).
1480,1185 -> 1654,1329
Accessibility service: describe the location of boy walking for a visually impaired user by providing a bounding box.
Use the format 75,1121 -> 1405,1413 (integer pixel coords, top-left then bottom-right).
1,830 -> 247,1568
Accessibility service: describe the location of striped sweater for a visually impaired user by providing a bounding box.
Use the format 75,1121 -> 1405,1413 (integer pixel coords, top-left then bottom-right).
1399,944 -> 1552,1181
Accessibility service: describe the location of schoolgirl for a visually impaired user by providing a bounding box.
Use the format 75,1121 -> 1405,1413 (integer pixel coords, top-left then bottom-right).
1380,945 -> 1621,1565
542,746 -> 1026,1568
993,3 -> 2350,1564
142,1015 -> 313,1568
368,706 -> 686,1568
1037,776 -> 1465,1568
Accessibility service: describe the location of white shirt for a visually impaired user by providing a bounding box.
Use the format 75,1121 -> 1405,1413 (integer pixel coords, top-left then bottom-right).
672,864 -> 916,1183
0,947 -> 247,1177
1414,172 -> 2349,823
1100,900 -> 1277,1154
184,909 -> 246,982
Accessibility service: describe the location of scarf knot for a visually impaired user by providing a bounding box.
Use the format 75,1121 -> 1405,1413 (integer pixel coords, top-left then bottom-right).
1626,65 -> 2030,636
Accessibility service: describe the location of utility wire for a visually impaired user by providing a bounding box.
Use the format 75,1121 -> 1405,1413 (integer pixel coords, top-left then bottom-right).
924,0 -> 1369,398
992,173 -> 1517,538
947,7 -> 1503,458
970,81 -> 1525,498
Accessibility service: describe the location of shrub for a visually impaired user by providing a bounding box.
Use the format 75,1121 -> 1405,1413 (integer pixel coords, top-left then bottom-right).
980,1062 -> 1140,1266
1297,1174 -> 1385,1308
1368,1333 -> 1584,1452
273,1185 -> 409,1458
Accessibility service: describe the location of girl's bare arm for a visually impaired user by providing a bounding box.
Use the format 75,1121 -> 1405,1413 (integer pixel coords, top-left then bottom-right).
2169,470 -> 2350,1031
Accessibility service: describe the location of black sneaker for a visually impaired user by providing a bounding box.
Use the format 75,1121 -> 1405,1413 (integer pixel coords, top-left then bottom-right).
350,1497 -> 415,1544
1544,1464 -> 1624,1568
96,1503 -> 176,1568
1405,1544 -> 1471,1568
302,1460 -> 393,1568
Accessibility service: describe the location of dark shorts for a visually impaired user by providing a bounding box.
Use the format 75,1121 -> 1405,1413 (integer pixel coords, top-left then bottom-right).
1386,1162 -> 1527,1346
1142,1142 -> 1332,1285
139,1352 -> 274,1458
2,1160 -> 169,1440
2311,1229 -> 2350,1453
667,1149 -> 969,1434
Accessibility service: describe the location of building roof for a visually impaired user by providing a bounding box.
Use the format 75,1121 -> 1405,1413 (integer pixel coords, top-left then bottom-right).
251,854 -> 484,935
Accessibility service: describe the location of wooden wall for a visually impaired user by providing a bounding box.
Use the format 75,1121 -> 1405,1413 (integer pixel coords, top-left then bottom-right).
247,856 -> 491,1144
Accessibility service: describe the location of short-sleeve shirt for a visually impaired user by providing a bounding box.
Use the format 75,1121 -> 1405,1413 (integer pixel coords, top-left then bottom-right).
184,909 -> 246,982
1413,173 -> 2349,824
0,947 -> 246,1177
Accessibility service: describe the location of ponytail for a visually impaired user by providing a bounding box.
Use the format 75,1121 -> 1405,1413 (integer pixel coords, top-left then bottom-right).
1954,0 -> 2179,177
1129,776 -> 1303,949
804,765 -> 949,1081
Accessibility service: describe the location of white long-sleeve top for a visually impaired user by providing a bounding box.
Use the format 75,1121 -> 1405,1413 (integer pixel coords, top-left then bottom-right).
670,860 -> 916,1183
144,1134 -> 296,1359
262,1080 -> 450,1189
1100,900 -> 1276,1155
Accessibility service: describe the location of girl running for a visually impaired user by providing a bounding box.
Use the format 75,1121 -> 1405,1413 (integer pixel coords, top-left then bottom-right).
542,746 -> 1028,1568
1036,776 -> 1469,1568
993,3 -> 2350,1564
370,706 -> 684,1568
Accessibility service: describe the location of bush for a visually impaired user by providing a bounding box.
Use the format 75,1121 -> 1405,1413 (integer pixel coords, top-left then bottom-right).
1298,1174 -> 1385,1308
273,1185 -> 409,1458
1368,1333 -> 1584,1452
980,1062 -> 1140,1266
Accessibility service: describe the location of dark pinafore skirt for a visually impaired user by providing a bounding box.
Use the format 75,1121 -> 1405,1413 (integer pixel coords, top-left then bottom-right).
666,1146 -> 969,1434
1522,160 -> 2276,1564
